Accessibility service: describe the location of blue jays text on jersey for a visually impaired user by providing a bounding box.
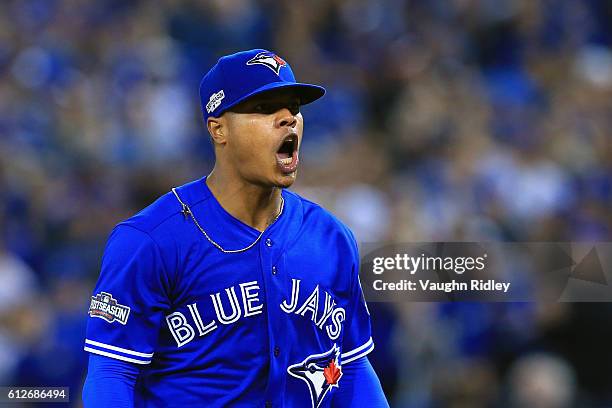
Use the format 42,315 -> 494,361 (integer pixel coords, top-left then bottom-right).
85,177 -> 374,408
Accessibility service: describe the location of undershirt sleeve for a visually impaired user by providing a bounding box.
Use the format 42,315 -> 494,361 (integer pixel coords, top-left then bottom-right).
331,356 -> 389,408
82,354 -> 140,408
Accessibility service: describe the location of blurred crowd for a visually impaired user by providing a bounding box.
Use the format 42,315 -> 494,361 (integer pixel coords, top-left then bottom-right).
1,0 -> 611,406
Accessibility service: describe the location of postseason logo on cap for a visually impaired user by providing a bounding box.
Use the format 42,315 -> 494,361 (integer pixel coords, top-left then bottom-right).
206,90 -> 225,114
246,52 -> 287,75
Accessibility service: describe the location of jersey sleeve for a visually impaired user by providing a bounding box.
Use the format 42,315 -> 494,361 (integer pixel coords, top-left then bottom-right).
341,231 -> 374,365
84,224 -> 173,365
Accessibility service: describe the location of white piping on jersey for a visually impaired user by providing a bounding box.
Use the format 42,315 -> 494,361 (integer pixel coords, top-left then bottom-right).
84,347 -> 152,365
171,187 -> 284,253
340,337 -> 374,365
341,336 -> 373,359
85,339 -> 154,358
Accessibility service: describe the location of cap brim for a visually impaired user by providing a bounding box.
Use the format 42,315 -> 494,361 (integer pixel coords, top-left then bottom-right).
221,82 -> 326,115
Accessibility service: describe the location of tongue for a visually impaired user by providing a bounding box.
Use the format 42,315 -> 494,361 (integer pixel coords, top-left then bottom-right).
276,150 -> 299,173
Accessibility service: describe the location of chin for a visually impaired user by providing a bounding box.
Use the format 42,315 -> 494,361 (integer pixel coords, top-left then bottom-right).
275,172 -> 297,188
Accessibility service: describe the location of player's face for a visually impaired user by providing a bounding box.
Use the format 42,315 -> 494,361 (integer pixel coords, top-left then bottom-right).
221,89 -> 304,188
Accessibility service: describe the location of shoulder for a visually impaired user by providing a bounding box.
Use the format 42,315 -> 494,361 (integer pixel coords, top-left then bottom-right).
120,178 -> 206,234
109,178 -> 207,250
100,193 -> 180,272
284,189 -> 357,247
119,192 -> 181,235
101,179 -> 209,278
108,192 -> 181,250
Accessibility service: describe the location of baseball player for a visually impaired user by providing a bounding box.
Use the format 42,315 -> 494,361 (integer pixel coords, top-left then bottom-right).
82,49 -> 388,408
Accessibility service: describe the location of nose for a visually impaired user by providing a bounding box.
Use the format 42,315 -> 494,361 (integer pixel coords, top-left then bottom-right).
275,108 -> 297,129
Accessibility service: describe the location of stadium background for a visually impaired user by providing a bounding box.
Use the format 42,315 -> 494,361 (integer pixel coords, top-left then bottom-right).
1,0 -> 611,406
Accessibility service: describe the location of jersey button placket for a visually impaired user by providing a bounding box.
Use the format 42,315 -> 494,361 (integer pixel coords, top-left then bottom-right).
259,235 -> 286,405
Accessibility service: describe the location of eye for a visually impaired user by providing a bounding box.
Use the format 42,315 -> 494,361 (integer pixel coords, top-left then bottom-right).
289,102 -> 300,115
254,103 -> 272,113
252,101 -> 300,115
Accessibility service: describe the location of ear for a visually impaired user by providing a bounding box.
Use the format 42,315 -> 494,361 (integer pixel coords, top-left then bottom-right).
207,117 -> 226,146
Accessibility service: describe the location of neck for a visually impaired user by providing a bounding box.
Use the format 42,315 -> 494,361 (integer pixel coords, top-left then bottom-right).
206,169 -> 283,232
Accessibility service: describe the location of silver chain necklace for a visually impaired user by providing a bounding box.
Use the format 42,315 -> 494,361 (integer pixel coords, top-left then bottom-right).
171,187 -> 284,253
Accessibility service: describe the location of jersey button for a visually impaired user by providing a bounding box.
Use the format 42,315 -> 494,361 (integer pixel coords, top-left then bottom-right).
274,346 -> 280,357
265,238 -> 273,247
272,266 -> 277,275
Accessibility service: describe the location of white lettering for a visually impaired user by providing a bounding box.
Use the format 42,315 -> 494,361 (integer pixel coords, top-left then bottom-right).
280,279 -> 301,313
211,287 -> 242,325
166,312 -> 195,347
295,285 -> 319,322
316,291 -> 336,329
187,303 -> 217,336
325,308 -> 345,340
240,281 -> 263,317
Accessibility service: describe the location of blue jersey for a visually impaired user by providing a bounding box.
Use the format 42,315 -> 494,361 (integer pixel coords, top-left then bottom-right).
84,177 -> 374,407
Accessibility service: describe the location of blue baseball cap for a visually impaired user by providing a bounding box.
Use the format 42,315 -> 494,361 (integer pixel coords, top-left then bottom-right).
199,49 -> 326,122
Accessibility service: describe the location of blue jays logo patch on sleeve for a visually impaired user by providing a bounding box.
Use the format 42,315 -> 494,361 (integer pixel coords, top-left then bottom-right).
246,52 -> 287,75
89,292 -> 131,325
287,344 -> 343,408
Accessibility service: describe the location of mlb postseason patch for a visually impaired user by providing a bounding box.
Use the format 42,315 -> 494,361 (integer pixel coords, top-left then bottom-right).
89,292 -> 131,325
206,90 -> 225,113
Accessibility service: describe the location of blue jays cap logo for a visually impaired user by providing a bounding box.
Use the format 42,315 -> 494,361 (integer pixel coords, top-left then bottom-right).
287,344 -> 343,408
246,51 -> 287,75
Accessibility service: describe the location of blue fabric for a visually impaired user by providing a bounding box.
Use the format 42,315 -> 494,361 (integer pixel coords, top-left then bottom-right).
84,176 -> 378,407
331,357 -> 389,408
199,49 -> 325,122
83,354 -> 139,407
82,355 -> 388,408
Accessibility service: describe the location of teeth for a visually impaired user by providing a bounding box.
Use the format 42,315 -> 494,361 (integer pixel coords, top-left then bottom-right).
280,157 -> 293,165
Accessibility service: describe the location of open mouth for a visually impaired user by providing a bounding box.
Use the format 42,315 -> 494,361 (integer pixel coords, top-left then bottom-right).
276,133 -> 299,173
